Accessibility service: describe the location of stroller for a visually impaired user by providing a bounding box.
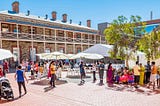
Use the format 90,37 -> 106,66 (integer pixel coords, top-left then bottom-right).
0,77 -> 14,100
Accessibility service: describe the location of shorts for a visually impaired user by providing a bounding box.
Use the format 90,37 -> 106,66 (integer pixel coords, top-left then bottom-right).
150,74 -> 157,83
80,71 -> 86,77
134,75 -> 140,83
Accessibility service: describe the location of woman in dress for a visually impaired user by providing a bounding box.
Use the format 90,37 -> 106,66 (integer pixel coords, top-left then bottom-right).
139,63 -> 145,85
107,63 -> 114,87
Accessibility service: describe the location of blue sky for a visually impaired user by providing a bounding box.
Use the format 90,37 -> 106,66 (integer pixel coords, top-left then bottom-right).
0,0 -> 160,29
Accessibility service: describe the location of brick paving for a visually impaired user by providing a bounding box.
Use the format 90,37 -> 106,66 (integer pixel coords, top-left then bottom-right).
0,72 -> 160,106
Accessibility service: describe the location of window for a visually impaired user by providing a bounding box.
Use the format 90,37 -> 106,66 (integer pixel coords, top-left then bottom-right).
45,48 -> 51,53
30,48 -> 36,61
2,24 -> 9,32
12,47 -> 19,61
59,48 -> 64,53
77,48 -> 81,53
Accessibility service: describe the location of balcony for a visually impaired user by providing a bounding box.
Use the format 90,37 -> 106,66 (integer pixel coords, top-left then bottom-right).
19,33 -> 32,40
96,40 -> 101,43
66,37 -> 73,42
89,40 -> 95,44
45,35 -> 55,41
33,34 -> 44,41
1,32 -> 17,39
56,36 -> 65,42
1,32 -> 103,44
82,39 -> 89,43
74,38 -> 81,43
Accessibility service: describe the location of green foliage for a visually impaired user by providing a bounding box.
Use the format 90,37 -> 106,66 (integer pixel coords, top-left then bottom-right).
137,31 -> 160,60
104,15 -> 145,64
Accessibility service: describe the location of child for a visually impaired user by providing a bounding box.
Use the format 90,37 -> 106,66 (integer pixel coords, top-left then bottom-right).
128,71 -> 134,86
120,67 -> 129,84
115,73 -> 120,84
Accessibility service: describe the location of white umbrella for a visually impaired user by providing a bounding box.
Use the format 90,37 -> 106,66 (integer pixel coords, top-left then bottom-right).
36,53 -> 50,59
37,52 -> 68,60
66,54 -> 75,59
70,53 -> 104,60
0,49 -> 13,60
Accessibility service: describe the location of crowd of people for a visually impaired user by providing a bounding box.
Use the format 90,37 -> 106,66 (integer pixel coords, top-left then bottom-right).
79,60 -> 160,89
1,59 -> 160,98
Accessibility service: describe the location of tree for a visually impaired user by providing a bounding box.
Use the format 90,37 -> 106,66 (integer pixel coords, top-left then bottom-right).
137,30 -> 160,60
104,15 -> 145,67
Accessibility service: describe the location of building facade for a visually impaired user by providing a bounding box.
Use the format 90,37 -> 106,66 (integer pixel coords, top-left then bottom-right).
0,1 -> 106,63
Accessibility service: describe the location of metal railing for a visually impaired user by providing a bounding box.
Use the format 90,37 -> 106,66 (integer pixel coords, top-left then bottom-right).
1,32 -> 103,44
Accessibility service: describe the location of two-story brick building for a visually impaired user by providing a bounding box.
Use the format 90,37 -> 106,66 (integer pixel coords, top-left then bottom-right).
0,1 -> 106,62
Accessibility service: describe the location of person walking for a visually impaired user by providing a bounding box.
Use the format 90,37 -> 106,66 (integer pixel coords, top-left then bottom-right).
14,65 -> 28,98
49,61 -> 56,88
98,61 -> 105,86
147,61 -> 157,90
133,61 -> 140,88
145,61 -> 151,84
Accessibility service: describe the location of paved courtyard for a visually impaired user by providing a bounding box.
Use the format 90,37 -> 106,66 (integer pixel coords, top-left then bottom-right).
0,72 -> 160,106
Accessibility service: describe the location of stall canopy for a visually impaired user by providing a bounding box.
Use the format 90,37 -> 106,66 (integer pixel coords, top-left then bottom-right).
0,49 -> 13,60
83,44 -> 113,57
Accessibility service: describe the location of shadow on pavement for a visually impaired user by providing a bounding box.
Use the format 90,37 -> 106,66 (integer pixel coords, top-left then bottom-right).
44,86 -> 54,92
66,75 -> 91,79
0,93 -> 26,104
105,84 -> 160,96
31,79 -> 68,86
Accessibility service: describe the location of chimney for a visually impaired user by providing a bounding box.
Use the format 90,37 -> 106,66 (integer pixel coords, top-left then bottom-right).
70,19 -> 72,24
26,10 -> 30,16
87,20 -> 91,27
62,14 -> 67,23
79,21 -> 82,25
51,11 -> 57,21
12,1 -> 19,13
45,14 -> 48,19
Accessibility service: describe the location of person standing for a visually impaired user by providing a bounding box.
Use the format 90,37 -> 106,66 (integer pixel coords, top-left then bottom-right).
50,61 -> 56,88
139,63 -> 145,86
145,61 -> 151,84
133,61 -> 140,88
79,61 -> 85,84
107,63 -> 114,87
70,60 -> 74,71
98,61 -> 105,86
92,63 -> 97,83
0,66 -> 3,77
14,65 -> 28,98
3,60 -> 9,77
148,61 -> 157,90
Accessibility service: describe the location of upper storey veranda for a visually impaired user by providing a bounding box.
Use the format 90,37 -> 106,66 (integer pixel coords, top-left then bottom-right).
0,10 -> 98,34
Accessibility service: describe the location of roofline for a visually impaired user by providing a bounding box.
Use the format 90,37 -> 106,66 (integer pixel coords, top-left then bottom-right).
144,19 -> 160,25
0,10 -> 97,31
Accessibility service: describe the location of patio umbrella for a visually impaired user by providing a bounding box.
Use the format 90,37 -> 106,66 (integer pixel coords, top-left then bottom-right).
70,53 -> 104,60
0,49 -> 13,60
36,53 -> 50,59
37,52 -> 68,60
